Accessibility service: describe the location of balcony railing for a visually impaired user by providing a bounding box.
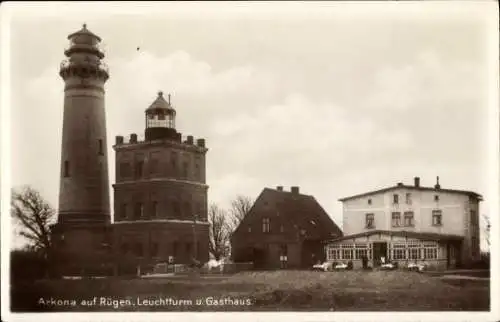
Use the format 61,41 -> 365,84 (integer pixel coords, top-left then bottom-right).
60,59 -> 109,74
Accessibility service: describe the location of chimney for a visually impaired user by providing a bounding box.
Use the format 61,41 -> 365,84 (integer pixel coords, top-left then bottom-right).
414,177 -> 420,188
196,138 -> 206,148
397,182 -> 403,187
187,135 -> 194,145
130,133 -> 137,143
276,186 -> 283,192
115,135 -> 124,145
291,186 -> 300,194
435,176 -> 441,189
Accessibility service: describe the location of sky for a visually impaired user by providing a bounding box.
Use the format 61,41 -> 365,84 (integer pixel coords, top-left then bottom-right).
4,2 -> 498,250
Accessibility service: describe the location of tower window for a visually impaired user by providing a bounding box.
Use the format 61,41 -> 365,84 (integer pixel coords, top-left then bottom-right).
134,160 -> 144,178
120,203 -> 127,220
182,161 -> 189,179
134,202 -> 143,219
64,160 -> 70,177
151,201 -> 158,218
173,201 -> 180,217
151,243 -> 159,258
184,202 -> 191,218
98,139 -> 104,155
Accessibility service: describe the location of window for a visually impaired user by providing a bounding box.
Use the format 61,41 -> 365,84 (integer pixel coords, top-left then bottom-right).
342,248 -> 352,260
432,210 -> 442,226
424,248 -> 437,259
173,201 -> 180,217
404,211 -> 414,227
151,243 -> 159,257
182,162 -> 189,179
149,158 -> 159,175
470,210 -> 476,225
120,203 -> 127,220
134,160 -> 143,178
158,114 -> 166,121
98,139 -> 104,155
134,202 -> 143,219
248,227 -> 252,233
151,201 -> 158,218
393,194 -> 399,204
368,199 -> 372,205
408,248 -> 420,260
365,213 -> 375,229
184,202 -> 191,218
434,195 -> 439,201
171,152 -> 177,169
354,244 -> 368,259
172,242 -> 178,257
328,248 -> 341,260
280,244 -> 288,256
280,225 -> 284,233
119,162 -> 130,178
64,160 -> 70,177
393,248 -> 406,260
392,212 -> 401,227
262,218 -> 270,233
195,163 -> 200,180
405,193 -> 412,205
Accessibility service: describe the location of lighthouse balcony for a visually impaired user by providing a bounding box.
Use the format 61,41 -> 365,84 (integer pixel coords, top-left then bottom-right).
60,59 -> 109,79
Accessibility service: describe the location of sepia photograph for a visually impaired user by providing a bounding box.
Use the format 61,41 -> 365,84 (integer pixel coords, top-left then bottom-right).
1,2 -> 498,322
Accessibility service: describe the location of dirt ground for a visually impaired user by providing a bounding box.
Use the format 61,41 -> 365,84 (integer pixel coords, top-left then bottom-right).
11,270 -> 490,312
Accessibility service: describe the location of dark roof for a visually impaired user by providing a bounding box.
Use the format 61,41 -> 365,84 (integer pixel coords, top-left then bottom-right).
323,230 -> 464,243
68,24 -> 101,41
233,187 -> 343,240
338,184 -> 482,202
146,91 -> 175,113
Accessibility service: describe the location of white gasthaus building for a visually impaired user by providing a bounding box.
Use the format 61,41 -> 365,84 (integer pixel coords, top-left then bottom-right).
324,177 -> 482,270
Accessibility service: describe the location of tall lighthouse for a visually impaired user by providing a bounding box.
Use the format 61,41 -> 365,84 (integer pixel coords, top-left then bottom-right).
58,24 -> 111,224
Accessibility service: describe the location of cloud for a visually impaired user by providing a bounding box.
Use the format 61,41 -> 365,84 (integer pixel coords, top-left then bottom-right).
363,50 -> 483,112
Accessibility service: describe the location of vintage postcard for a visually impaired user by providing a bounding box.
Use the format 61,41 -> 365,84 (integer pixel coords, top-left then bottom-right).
1,2 -> 498,322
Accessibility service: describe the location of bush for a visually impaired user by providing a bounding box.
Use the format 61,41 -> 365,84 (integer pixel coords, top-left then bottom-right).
11,250 -> 48,283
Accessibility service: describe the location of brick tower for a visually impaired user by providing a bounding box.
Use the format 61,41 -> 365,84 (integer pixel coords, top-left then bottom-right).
58,24 -> 111,224
112,92 -> 209,273
52,25 -> 112,275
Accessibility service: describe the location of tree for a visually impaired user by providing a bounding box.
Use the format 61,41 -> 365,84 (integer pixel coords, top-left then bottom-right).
208,204 -> 231,261
228,195 -> 253,232
481,213 -> 491,248
11,186 -> 55,256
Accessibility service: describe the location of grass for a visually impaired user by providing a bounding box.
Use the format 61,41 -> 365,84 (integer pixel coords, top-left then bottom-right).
11,270 -> 490,312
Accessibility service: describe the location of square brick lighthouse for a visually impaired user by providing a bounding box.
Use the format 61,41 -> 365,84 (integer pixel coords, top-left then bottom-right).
51,25 -> 209,276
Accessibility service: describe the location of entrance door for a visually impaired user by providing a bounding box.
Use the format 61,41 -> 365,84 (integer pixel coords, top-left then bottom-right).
372,242 -> 388,267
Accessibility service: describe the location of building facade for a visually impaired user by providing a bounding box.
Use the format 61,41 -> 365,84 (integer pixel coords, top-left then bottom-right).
325,177 -> 482,270
231,186 -> 343,269
112,92 -> 209,273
